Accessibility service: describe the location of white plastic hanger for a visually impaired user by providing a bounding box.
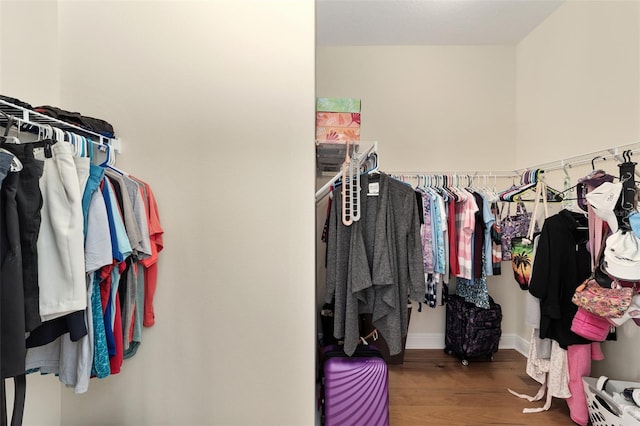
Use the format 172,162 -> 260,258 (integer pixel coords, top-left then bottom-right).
341,140 -> 361,226
98,142 -> 126,175
0,148 -> 23,172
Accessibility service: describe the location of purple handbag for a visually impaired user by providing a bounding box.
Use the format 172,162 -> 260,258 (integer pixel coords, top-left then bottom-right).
500,202 -> 533,261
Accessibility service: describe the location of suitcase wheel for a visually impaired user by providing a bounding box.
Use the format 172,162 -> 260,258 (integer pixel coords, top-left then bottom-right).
461,359 -> 469,366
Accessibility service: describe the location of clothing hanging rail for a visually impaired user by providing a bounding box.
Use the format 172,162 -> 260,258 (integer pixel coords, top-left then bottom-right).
516,141 -> 640,177
0,98 -> 121,151
316,141 -> 640,203
386,170 -> 517,179
315,141 -> 377,202
391,142 -> 640,185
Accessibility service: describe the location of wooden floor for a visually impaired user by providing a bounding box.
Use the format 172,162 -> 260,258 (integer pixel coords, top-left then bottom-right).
388,349 -> 575,425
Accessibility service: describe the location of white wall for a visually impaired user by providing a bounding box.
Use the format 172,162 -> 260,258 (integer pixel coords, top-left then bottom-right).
0,0 -> 59,105
316,46 -> 517,172
516,0 -> 640,381
316,46 -> 524,343
1,1 -> 316,425
516,0 -> 640,168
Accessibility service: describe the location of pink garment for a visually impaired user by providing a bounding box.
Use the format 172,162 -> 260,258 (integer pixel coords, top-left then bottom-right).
566,343 -> 604,425
587,205 -> 607,269
455,190 -> 477,279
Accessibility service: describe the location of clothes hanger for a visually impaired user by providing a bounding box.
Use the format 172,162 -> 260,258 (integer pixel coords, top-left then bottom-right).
442,175 -> 459,202
340,140 -> 360,226
98,142 -> 113,167
560,156 -> 613,194
619,150 -> 637,215
509,169 -> 565,203
0,114 -> 21,145
498,169 -> 537,201
449,174 -> 468,201
361,152 -> 379,175
98,142 -> 127,177
0,148 -> 23,172
478,175 -> 498,202
433,175 -> 451,202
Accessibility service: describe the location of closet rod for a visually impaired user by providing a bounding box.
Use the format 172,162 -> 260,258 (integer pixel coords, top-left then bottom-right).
0,99 -> 121,151
518,141 -> 640,177
387,170 -> 517,179
315,141 -> 377,202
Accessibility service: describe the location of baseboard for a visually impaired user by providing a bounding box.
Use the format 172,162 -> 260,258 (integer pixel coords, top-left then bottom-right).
405,333 -> 443,349
406,332 -> 530,357
513,334 -> 530,357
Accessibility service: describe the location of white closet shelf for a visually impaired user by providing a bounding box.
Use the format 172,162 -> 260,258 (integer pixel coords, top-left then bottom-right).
0,98 -> 121,151
316,141 -> 374,174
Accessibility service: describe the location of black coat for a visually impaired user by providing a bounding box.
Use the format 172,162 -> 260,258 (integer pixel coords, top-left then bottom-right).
529,209 -> 592,349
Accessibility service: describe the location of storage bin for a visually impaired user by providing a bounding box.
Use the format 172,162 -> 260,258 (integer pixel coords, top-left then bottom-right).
583,376 -> 640,426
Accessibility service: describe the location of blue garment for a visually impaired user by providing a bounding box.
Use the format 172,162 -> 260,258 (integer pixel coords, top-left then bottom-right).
82,165 -> 105,238
90,273 -> 110,378
481,194 -> 495,277
427,189 -> 446,275
102,177 -> 132,262
100,177 -> 131,357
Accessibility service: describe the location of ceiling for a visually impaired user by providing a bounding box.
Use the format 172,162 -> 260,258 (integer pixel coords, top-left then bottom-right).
316,0 -> 565,46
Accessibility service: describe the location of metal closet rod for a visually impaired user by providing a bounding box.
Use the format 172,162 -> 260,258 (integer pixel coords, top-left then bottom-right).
387,171 -> 517,179
392,143 -> 640,179
517,141 -> 640,176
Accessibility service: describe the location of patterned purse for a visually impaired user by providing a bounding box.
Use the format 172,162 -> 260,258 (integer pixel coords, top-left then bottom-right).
571,278 -> 633,319
510,182 -> 548,290
572,225 -> 635,319
500,202 -> 533,261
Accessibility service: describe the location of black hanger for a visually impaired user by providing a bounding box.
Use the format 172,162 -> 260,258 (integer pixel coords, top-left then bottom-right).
442,175 -> 459,202
618,150 -> 637,216
592,155 -> 606,170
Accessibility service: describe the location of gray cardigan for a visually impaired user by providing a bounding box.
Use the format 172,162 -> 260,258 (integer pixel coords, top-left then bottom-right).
326,173 -> 425,356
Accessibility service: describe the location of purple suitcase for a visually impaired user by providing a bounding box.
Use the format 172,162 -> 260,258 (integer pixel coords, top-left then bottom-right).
322,345 -> 389,426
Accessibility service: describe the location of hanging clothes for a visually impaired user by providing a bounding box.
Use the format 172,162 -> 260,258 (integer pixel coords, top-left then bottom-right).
326,172 -> 424,357
37,141 -> 87,321
0,150 -> 27,426
0,98 -> 164,413
0,144 -> 44,333
528,209 -> 591,349
454,189 -> 477,280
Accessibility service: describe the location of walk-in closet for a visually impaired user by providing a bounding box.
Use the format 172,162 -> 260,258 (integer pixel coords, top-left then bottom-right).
316,1 -> 640,425
1,1 -> 640,425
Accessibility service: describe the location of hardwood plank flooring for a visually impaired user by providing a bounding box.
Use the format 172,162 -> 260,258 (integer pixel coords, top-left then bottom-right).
388,349 -> 575,425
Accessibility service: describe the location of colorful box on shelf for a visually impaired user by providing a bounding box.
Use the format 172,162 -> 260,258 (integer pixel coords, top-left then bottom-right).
316,97 -> 361,143
316,112 -> 360,128
315,126 -> 361,142
316,97 -> 361,113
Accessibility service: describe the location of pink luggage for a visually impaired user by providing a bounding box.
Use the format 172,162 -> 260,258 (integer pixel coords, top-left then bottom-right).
322,345 -> 389,426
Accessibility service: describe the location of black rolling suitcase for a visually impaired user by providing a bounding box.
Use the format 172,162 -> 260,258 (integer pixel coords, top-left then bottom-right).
444,294 -> 502,365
